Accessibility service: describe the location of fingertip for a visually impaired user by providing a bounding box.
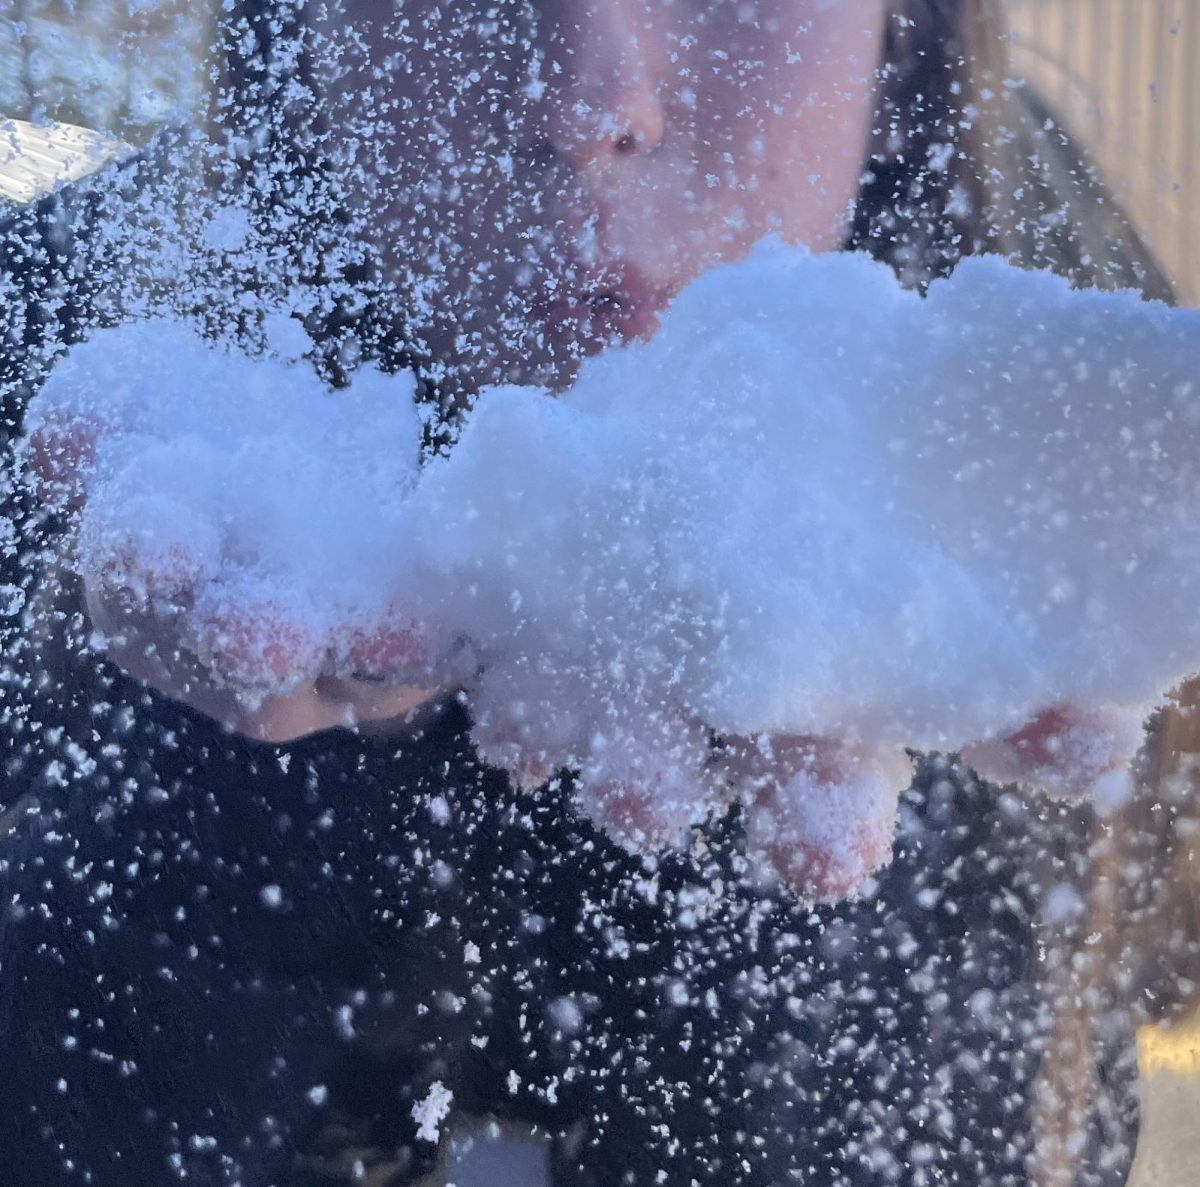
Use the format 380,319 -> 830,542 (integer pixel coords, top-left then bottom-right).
735,737 -> 903,904
576,751 -> 715,853
335,609 -> 466,685
24,416 -> 100,511
341,618 -> 433,680
89,539 -> 201,608
190,602 -> 329,695
962,702 -> 1146,802
748,809 -> 895,904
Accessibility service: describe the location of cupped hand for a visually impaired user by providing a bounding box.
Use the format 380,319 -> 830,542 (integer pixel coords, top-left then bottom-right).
24,413 -> 1149,901
27,415 -> 453,743
86,581 -> 448,742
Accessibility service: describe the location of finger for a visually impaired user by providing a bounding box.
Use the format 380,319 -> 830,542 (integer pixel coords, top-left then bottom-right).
185,597 -> 330,698
74,489 -> 225,619
574,718 -> 718,852
960,703 -> 1145,808
88,577 -> 437,742
86,533 -> 206,607
576,762 -> 714,852
23,414 -> 104,511
84,578 -> 247,724
333,603 -> 472,687
722,735 -> 908,904
335,613 -> 441,681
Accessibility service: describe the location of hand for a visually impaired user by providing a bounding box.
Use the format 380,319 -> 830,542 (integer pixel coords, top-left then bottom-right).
27,415 -> 453,743
961,703 -> 1144,811
555,702 -> 1145,903
22,414 -> 1149,897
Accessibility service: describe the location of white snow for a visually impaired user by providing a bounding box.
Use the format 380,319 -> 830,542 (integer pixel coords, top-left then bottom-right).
259,884 -> 284,910
24,240 -> 1200,900
412,1080 -> 454,1143
27,317 -> 427,690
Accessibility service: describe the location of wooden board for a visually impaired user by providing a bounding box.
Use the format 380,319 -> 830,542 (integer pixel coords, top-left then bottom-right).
0,118 -> 131,207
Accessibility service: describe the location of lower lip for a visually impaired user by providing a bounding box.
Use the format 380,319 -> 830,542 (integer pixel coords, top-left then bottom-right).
587,288 -> 665,343
536,275 -> 669,355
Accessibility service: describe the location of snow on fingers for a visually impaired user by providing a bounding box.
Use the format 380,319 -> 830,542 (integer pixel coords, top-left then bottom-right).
24,242 -> 1200,902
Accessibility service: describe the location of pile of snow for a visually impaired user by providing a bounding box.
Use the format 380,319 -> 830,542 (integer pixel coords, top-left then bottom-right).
24,242 -> 1200,901
27,315 -> 425,678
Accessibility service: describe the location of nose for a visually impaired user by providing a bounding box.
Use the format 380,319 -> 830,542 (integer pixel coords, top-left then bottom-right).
542,3 -> 668,168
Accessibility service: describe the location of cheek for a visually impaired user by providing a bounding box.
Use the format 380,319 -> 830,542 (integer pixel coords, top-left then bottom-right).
601,1 -> 886,279
760,1 -> 887,247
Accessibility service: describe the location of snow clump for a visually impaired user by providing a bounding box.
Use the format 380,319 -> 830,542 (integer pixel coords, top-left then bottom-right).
25,241 -> 1200,901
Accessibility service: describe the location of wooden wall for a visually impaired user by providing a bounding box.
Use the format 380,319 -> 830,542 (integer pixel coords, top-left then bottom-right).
1007,0 -> 1200,303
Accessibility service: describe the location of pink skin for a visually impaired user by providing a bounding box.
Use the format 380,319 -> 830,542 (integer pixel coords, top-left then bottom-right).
81,575 -> 440,743
573,717 -> 720,852
960,704 -> 1146,804
26,414 -> 102,513
716,735 -> 910,903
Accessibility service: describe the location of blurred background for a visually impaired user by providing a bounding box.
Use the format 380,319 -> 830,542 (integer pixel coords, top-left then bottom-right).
1007,0 -> 1200,303
0,0 -> 208,142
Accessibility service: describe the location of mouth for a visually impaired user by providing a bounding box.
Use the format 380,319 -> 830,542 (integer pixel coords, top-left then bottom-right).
534,263 -> 671,358
586,262 -> 673,340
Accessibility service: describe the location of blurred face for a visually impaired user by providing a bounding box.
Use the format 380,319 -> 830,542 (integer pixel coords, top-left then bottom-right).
312,0 -> 885,392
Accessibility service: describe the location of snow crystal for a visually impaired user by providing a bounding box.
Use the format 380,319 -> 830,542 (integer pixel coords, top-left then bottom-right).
412,1080 -> 453,1143
200,206 -> 253,254
0,584 -> 25,616
259,884 -> 284,910
546,995 -> 584,1034
25,240 -> 1200,901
